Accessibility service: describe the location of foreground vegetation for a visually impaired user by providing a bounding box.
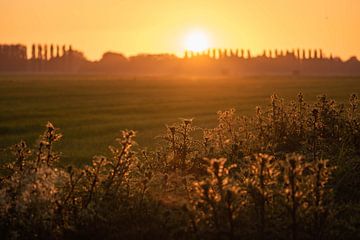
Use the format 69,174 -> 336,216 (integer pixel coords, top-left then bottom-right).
1,93 -> 360,239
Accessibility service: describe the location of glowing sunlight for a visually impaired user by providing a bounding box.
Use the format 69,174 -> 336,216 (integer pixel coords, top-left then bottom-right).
184,30 -> 210,52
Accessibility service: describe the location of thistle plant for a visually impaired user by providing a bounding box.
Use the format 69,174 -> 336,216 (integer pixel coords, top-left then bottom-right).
277,153 -> 334,240
245,153 -> 279,240
189,158 -> 242,239
278,154 -> 307,240
0,122 -> 65,239
0,93 -> 359,240
37,122 -> 62,167
161,118 -> 198,173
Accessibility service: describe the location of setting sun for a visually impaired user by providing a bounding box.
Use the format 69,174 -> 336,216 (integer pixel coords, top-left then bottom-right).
184,31 -> 210,52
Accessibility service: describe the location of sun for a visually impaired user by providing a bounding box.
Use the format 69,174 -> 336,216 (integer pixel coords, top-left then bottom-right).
184,31 -> 210,52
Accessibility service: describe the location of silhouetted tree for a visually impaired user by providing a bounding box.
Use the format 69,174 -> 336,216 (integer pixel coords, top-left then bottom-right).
50,44 -> 54,59
56,45 -> 60,58
308,49 -> 312,59
68,45 -> 73,60
224,49 -> 228,58
207,49 -> 211,57
68,45 -> 73,57
247,50 -> 251,59
31,44 -> 36,59
218,49 -> 222,58
38,45 -> 42,60
184,50 -> 189,59
44,45 -> 48,60
190,51 -> 194,58
62,45 -> 66,57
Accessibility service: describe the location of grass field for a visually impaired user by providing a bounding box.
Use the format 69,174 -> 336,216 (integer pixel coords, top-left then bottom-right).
0,74 -> 359,164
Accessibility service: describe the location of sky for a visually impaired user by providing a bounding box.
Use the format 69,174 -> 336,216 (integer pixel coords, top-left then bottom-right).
0,0 -> 359,61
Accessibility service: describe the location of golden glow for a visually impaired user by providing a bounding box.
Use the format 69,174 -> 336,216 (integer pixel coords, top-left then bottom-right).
184,31 -> 210,52
0,0 -> 359,60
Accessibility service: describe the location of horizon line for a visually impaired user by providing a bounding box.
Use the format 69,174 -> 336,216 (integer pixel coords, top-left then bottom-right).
1,43 -> 359,62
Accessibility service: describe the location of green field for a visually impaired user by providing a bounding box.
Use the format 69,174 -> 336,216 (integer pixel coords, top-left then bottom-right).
0,74 -> 359,164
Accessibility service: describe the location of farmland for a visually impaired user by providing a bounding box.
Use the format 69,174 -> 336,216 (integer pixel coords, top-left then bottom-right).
0,74 -> 359,164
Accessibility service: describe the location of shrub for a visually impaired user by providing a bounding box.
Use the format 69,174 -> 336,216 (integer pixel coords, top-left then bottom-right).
0,93 -> 359,239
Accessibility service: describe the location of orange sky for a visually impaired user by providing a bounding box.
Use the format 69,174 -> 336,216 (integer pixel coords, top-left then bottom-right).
0,0 -> 359,60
